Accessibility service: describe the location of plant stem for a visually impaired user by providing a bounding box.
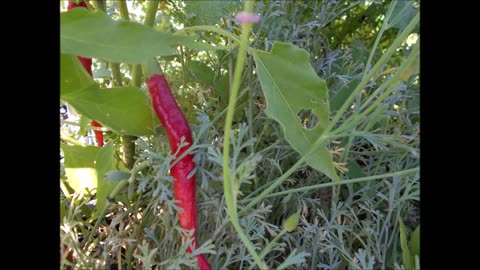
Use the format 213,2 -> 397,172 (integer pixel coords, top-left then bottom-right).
60,131 -> 85,146
144,0 -> 160,27
330,41 -> 419,137
177,25 -> 241,44
132,0 -> 160,87
259,230 -> 286,260
363,1 -> 397,80
325,12 -> 419,134
81,179 -> 128,248
245,168 -> 419,201
240,133 -> 331,214
222,1 -> 267,269
122,135 -> 136,169
110,60 -> 138,169
91,0 -> 105,11
117,0 -> 130,20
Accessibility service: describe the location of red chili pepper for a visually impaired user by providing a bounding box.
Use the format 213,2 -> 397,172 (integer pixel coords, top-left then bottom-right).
146,74 -> 211,270
90,120 -> 104,147
67,0 -> 87,9
67,1 -> 104,148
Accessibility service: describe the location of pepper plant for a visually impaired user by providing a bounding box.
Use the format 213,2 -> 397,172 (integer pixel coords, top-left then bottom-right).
60,1 -> 419,269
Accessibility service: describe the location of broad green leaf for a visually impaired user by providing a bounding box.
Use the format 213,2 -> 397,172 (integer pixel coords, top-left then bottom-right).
61,8 -> 193,64
399,218 -> 412,269
184,0 -> 236,26
188,60 -> 215,86
61,144 -> 100,194
254,42 -> 339,181
95,142 -> 128,217
62,85 -> 159,136
60,53 -> 95,96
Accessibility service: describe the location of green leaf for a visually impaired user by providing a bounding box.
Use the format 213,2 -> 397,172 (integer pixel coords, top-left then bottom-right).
61,8 -> 192,64
95,142 -> 128,217
61,53 -> 95,96
398,219 -> 412,269
61,144 -> 100,194
283,210 -> 301,232
254,42 -> 339,181
184,0 -> 236,26
410,225 -> 420,258
62,85 -> 159,136
188,60 -> 215,86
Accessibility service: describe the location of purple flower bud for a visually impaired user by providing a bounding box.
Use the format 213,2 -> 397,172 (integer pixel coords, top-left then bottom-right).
235,11 -> 261,24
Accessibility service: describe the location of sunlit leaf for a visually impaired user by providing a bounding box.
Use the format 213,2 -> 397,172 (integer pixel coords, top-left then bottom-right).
61,144 -> 100,195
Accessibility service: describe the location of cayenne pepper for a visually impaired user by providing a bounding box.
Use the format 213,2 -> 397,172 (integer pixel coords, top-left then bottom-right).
146,74 -> 211,270
67,0 -> 104,148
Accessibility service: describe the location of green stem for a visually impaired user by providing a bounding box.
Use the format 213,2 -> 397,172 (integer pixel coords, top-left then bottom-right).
144,0 -> 160,27
325,13 -> 419,135
330,41 -> 420,137
122,135 -> 136,169
222,2 -> 266,269
248,229 -> 287,270
239,134 -> 330,214
359,42 -> 420,112
259,230 -> 286,259
60,131 -> 85,146
363,1 -> 397,80
110,62 -> 138,168
81,179 -> 128,248
131,0 -> 160,87
131,66 -> 143,87
117,0 -> 130,20
110,63 -> 123,86
91,0 -> 105,11
111,1 -> 138,170
245,168 -> 418,201
177,25 -> 241,44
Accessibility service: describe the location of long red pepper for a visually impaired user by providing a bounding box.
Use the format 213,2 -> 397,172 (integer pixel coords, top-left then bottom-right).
146,74 -> 211,270
67,0 -> 104,148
